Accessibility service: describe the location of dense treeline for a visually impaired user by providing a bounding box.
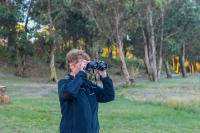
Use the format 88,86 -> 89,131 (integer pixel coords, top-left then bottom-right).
0,0 -> 200,85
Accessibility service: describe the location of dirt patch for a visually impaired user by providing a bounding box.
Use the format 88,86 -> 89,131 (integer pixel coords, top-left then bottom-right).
125,85 -> 200,102
0,56 -> 183,95
33,87 -> 57,95
5,82 -> 58,95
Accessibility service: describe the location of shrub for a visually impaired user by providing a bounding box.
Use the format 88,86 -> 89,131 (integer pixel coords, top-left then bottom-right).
99,56 -> 145,69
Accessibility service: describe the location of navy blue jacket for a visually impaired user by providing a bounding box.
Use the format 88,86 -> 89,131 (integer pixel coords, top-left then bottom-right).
58,71 -> 115,133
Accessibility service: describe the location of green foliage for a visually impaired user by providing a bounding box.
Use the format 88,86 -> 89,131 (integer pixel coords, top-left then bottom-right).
99,56 -> 145,69
16,32 -> 33,56
0,47 -> 10,58
131,83 -> 147,88
0,47 -> 16,63
34,32 -> 53,63
130,66 -> 141,79
114,86 -> 120,90
1,0 -> 200,77
122,83 -> 127,88
163,39 -> 180,57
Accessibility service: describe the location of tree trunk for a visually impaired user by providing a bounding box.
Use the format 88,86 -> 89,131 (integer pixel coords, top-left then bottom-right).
148,5 -> 157,82
172,55 -> 176,70
48,0 -> 58,82
189,61 -> 192,74
144,44 -> 152,81
89,44 -> 100,81
73,35 -> 77,49
15,1 -> 32,77
157,54 -> 162,81
118,40 -> 132,85
69,37 -> 71,48
142,57 -> 148,74
115,47 -> 118,58
192,61 -> 194,74
110,46 -> 113,59
79,39 -> 82,50
163,57 -> 172,78
177,56 -> 180,73
123,43 -> 127,58
15,51 -> 26,77
180,43 -> 187,77
50,49 -> 58,81
139,12 -> 152,81
194,61 -> 197,73
157,11 -> 164,82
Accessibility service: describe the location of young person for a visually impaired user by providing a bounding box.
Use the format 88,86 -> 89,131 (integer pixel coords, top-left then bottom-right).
58,49 -> 115,133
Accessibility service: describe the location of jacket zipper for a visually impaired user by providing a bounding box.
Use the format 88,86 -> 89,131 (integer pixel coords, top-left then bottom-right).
85,88 -> 93,131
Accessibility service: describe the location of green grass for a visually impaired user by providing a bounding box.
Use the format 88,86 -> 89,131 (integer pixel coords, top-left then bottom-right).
116,74 -> 200,114
0,74 -> 200,132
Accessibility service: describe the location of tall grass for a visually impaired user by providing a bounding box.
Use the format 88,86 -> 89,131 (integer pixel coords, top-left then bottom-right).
116,74 -> 200,113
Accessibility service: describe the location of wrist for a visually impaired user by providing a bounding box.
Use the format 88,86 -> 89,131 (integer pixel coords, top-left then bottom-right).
101,74 -> 107,78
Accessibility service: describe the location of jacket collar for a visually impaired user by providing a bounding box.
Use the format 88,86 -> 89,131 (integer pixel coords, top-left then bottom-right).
66,73 -> 95,88
66,74 -> 74,80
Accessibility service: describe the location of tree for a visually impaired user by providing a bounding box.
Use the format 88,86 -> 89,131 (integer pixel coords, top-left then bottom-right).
138,0 -> 179,82
31,0 -> 66,81
74,0 -> 139,85
0,0 -> 33,77
15,0 -> 33,77
162,39 -> 180,78
169,0 -> 200,77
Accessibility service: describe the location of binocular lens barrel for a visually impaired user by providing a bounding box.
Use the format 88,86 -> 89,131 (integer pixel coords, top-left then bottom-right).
85,61 -> 108,72
98,62 -> 108,71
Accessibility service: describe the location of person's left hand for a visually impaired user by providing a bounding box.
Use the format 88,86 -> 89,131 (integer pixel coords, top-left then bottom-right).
95,61 -> 107,78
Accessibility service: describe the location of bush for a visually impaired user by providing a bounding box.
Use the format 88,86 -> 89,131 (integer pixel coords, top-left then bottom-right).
99,56 -> 145,69
0,47 -> 16,63
0,47 -> 9,58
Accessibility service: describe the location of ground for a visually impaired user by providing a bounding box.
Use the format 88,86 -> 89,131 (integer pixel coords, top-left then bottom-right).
0,57 -> 199,132
0,73 -> 199,132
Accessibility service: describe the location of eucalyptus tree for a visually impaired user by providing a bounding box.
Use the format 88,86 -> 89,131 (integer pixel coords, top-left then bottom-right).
168,0 -> 200,77
30,0 -> 67,82
70,0 -> 140,85
125,28 -> 148,73
185,38 -> 200,73
55,9 -> 99,69
15,0 -> 33,77
162,39 -> 180,77
0,0 -> 33,77
138,0 -> 179,82
0,0 -> 19,48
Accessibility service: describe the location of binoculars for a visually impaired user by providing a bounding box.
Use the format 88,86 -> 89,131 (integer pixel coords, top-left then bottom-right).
85,61 -> 108,72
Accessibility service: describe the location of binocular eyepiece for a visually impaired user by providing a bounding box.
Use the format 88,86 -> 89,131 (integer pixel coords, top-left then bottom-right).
85,61 -> 108,72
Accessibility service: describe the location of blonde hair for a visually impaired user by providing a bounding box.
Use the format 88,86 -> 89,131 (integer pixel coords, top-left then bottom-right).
66,49 -> 90,72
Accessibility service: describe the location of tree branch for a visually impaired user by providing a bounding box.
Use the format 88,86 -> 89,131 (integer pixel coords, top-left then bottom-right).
82,3 -> 116,45
164,31 -> 179,40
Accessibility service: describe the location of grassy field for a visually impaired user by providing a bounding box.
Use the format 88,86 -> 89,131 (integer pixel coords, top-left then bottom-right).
0,74 -> 200,132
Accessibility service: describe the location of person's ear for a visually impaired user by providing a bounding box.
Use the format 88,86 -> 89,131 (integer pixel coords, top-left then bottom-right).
69,63 -> 74,72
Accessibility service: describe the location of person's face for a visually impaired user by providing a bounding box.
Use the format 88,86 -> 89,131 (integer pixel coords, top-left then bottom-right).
70,57 -> 83,76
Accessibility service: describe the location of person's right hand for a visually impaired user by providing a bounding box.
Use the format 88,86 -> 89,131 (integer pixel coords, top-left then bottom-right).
80,60 -> 91,72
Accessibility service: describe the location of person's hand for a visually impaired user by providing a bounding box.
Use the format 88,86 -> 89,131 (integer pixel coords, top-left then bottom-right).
95,61 -> 107,78
80,60 -> 91,72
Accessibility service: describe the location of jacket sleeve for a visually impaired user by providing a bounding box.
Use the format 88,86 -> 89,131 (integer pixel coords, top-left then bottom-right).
95,74 -> 115,103
58,71 -> 87,100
